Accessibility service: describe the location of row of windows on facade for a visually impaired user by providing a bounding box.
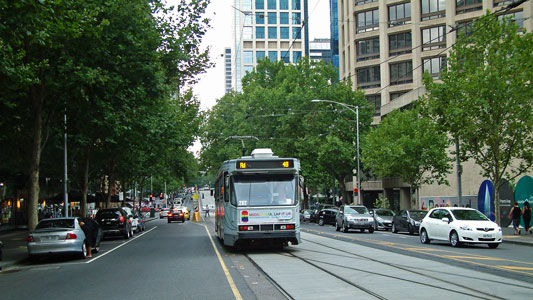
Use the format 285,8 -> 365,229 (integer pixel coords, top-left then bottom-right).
365,91 -> 409,116
243,26 -> 302,39
242,12 -> 302,25
355,56 -> 446,89
354,9 -> 523,61
242,50 -> 302,65
243,0 -> 301,11
356,0 -> 520,33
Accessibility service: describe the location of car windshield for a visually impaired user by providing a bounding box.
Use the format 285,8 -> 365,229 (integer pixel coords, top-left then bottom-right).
452,209 -> 489,221
409,211 -> 427,220
231,174 -> 296,206
35,219 -> 75,229
376,210 -> 394,217
345,206 -> 369,214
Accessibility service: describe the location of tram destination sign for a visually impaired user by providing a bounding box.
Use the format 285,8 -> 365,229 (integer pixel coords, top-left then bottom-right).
236,159 -> 294,170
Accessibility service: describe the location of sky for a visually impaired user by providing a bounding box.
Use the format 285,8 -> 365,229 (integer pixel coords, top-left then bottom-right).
184,0 -> 331,154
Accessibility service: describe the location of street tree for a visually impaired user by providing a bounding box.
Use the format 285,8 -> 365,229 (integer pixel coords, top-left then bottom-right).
362,108 -> 453,207
420,13 -> 533,224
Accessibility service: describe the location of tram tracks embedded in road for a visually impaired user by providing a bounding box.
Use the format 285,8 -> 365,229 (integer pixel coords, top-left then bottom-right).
281,238 -> 518,300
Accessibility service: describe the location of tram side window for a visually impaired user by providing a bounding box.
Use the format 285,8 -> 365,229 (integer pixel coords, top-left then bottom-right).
224,173 -> 229,202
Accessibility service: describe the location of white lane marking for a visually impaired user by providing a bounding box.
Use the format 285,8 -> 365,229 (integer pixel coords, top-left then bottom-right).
85,226 -> 158,263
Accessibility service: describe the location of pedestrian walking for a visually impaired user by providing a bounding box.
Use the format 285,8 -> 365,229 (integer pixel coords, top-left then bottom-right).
522,201 -> 532,235
79,217 -> 99,258
205,205 -> 210,217
508,201 -> 522,235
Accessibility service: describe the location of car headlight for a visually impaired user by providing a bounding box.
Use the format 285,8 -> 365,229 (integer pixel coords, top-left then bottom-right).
459,225 -> 473,231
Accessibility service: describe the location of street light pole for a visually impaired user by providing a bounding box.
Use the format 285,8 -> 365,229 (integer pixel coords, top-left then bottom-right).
311,100 -> 361,205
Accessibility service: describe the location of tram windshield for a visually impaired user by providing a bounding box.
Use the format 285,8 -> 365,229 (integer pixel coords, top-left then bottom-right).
231,174 -> 296,206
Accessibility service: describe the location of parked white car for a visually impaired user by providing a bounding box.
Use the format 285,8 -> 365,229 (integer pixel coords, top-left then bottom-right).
121,207 -> 138,234
419,207 -> 502,248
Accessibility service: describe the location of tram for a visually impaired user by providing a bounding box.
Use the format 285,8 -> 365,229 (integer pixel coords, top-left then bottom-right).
214,148 -> 301,248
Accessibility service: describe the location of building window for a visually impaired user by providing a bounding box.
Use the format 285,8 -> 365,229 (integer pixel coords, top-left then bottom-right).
244,65 -> 254,74
390,61 -> 413,85
456,20 -> 475,38
281,51 -> 290,63
357,9 -> 379,33
389,2 -> 411,27
292,27 -> 301,39
366,94 -> 381,116
389,32 -> 412,56
498,10 -> 524,29
456,0 -> 482,15
256,26 -> 265,38
268,27 -> 277,39
356,0 -> 378,5
256,12 -> 265,24
356,37 -> 379,62
280,27 -> 290,39
243,0 -> 252,10
423,56 -> 447,78
268,0 -> 276,10
422,25 -> 446,51
292,0 -> 300,10
268,51 -> 277,61
292,12 -> 301,24
255,0 -> 264,10
421,0 -> 446,21
280,0 -> 289,10
494,0 -> 514,7
244,51 -> 253,64
244,13 -> 253,24
268,12 -> 277,24
280,12 -> 289,24
243,26 -> 253,39
256,51 -> 266,62
390,91 -> 408,101
357,66 -> 381,89
293,51 -> 302,63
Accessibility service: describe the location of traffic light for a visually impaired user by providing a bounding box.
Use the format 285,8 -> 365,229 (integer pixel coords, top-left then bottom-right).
150,194 -> 153,200
159,193 -> 163,200
354,188 -> 359,193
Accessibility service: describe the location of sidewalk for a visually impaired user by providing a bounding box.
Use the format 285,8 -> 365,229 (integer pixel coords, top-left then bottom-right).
501,226 -> 533,246
0,213 -> 159,271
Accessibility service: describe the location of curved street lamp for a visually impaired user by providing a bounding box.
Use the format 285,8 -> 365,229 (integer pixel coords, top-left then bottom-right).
311,99 -> 361,205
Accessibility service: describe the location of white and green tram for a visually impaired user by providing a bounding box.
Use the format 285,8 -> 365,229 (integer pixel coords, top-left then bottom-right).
214,148 -> 301,248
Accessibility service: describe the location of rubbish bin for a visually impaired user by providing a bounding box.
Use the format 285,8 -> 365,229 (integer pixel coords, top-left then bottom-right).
150,208 -> 155,218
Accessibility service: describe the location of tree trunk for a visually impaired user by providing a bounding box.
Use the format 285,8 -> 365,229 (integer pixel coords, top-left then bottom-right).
337,177 -> 350,205
494,177 -> 501,225
80,143 -> 92,217
28,86 -> 44,231
106,160 -> 116,208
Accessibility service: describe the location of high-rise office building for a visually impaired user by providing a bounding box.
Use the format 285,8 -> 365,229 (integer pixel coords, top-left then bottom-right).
338,0 -> 531,209
224,48 -> 232,94
329,0 -> 340,77
309,38 -> 332,63
233,0 -> 309,92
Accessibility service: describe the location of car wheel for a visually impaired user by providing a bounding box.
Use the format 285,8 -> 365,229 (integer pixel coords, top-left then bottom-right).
335,221 -> 340,231
130,226 -> 134,237
450,231 -> 461,247
488,243 -> 499,249
392,223 -> 398,233
182,219 -> 185,223
368,227 -> 374,233
342,222 -> 348,233
318,219 -> 324,226
408,224 -> 414,235
420,229 -> 430,244
167,219 -> 171,223
80,242 -> 87,259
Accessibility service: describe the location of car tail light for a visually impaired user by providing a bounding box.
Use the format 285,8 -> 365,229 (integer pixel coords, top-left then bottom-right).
27,235 -> 34,242
168,213 -> 173,217
179,213 -> 184,217
119,216 -> 125,223
66,233 -> 77,240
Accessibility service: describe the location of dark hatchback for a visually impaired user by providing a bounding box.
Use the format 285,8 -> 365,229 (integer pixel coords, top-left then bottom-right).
392,209 -> 427,235
95,208 -> 133,239
168,209 -> 185,223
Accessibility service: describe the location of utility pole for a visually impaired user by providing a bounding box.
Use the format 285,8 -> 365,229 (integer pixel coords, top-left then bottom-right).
63,105 -> 68,217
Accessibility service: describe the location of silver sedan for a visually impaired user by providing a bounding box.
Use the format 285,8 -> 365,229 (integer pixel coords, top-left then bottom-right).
27,217 -> 89,260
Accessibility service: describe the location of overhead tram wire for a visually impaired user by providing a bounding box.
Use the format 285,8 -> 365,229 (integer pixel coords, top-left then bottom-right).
342,0 -> 529,93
